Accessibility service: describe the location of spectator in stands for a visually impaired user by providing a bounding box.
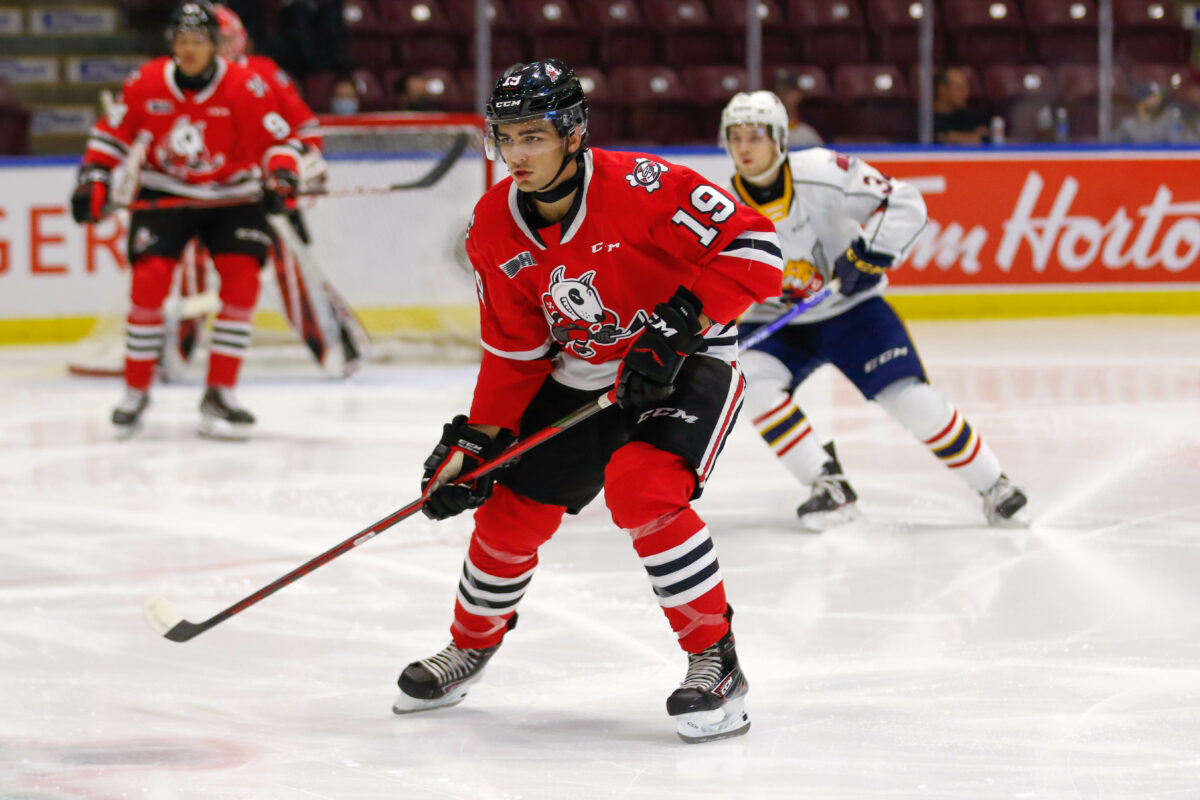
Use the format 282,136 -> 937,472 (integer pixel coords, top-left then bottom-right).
772,69 -> 824,147
1114,82 -> 1178,143
933,67 -> 989,145
392,73 -> 438,112
1161,73 -> 1200,143
330,78 -> 360,115
328,77 -> 360,115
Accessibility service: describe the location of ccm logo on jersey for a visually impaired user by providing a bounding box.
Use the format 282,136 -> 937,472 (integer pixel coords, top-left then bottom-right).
626,157 -> 668,193
638,407 -> 699,424
864,346 -> 909,373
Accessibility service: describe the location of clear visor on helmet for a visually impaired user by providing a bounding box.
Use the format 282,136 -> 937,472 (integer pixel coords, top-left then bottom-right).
721,121 -> 777,151
484,107 -> 586,162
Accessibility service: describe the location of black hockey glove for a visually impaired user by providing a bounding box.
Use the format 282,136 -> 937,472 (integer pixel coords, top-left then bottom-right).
833,238 -> 894,297
615,286 -> 705,410
263,168 -> 300,215
71,165 -> 111,224
421,415 -> 512,521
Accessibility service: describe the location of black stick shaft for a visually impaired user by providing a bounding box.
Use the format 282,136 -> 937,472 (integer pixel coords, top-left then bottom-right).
157,395 -> 613,642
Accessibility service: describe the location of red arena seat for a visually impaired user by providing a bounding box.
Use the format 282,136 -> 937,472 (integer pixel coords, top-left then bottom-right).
941,0 -> 1028,67
834,64 -> 915,141
509,0 -> 595,64
609,66 -> 700,144
1024,0 -> 1099,65
787,0 -> 869,68
711,0 -> 797,65
577,1 -> 658,68
1114,0 -> 1191,63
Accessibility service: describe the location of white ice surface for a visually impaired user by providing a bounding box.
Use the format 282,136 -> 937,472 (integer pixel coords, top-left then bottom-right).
2,317 -> 1199,799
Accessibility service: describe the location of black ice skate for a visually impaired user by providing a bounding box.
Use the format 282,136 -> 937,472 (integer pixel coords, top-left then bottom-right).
197,386 -> 255,441
667,623 -> 750,744
111,388 -> 150,438
981,474 -> 1029,526
796,442 -> 861,531
392,641 -> 502,714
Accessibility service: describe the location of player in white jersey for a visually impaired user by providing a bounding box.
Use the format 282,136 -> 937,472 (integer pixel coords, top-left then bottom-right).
720,90 -> 1029,529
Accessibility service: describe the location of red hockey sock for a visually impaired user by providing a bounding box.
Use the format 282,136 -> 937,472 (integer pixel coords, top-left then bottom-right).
606,442 -> 730,653
451,485 -> 566,649
206,254 -> 260,388
124,256 -> 174,391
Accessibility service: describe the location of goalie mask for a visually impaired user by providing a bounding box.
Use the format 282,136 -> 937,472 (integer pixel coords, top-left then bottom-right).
719,91 -> 790,181
214,3 -> 247,58
484,59 -> 589,168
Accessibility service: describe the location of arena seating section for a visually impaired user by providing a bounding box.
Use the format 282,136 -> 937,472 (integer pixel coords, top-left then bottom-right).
128,0 -> 1193,146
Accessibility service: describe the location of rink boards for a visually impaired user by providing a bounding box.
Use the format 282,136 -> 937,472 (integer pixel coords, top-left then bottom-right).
1,146 -> 1199,344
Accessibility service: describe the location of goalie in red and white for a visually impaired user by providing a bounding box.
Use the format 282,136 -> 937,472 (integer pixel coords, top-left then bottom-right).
71,0 -> 303,439
214,3 -> 367,376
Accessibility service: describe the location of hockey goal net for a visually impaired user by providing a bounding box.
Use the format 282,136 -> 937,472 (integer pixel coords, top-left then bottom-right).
68,112 -> 493,377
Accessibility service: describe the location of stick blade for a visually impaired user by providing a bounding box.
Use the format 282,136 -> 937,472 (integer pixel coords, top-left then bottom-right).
143,595 -> 197,641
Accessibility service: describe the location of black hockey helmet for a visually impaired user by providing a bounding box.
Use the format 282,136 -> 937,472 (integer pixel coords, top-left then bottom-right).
484,59 -> 588,160
165,0 -> 220,44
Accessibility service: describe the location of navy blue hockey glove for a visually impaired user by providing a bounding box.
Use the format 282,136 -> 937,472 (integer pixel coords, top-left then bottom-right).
833,238 -> 894,296
71,165 -> 111,224
421,415 -> 512,521
263,168 -> 300,215
615,286 -> 705,410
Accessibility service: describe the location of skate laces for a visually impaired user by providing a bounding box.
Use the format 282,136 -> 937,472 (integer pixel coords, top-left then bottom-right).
116,389 -> 146,412
421,643 -> 483,683
679,645 -> 726,691
983,476 -> 1015,508
811,470 -> 849,504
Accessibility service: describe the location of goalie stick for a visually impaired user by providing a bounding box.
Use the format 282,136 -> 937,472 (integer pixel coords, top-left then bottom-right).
143,393 -> 615,642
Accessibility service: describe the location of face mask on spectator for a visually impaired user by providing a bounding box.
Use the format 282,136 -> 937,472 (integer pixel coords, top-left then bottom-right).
331,97 -> 358,115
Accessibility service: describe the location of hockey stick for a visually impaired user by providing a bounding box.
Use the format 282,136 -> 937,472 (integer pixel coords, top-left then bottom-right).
123,133 -> 472,212
143,393 -> 615,642
738,286 -> 832,350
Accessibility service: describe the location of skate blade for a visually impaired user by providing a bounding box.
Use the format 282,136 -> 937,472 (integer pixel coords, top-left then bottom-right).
986,496 -> 1031,528
798,502 -> 862,533
113,421 -> 145,441
391,687 -> 471,715
197,417 -> 252,441
674,697 -> 751,744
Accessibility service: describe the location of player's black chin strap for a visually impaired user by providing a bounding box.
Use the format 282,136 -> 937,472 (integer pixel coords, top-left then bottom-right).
531,147 -> 585,203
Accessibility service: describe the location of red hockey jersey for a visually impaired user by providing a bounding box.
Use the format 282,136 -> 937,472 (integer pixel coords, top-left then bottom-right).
82,55 -> 302,200
236,54 -> 321,152
466,147 -> 783,431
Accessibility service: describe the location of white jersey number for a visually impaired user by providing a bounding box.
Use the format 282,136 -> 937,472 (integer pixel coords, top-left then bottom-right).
672,184 -> 736,247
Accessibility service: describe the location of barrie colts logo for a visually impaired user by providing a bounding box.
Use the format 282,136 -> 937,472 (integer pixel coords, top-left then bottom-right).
499,250 -> 537,278
544,62 -> 562,80
626,157 -> 668,193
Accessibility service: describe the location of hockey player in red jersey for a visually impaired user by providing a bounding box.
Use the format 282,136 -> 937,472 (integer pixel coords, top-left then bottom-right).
392,60 -> 783,743
70,0 -> 303,439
